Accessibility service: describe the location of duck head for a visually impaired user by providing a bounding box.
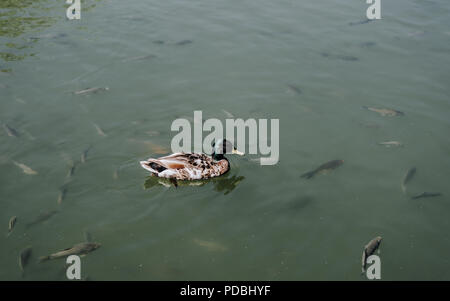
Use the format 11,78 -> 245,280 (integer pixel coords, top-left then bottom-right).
212,139 -> 244,160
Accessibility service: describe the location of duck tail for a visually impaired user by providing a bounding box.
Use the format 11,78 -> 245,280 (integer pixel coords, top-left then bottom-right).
140,160 -> 167,174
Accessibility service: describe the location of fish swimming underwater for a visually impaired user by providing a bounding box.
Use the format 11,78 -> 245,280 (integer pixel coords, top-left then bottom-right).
349,19 -> 374,26
19,246 -> 32,275
7,216 -> 17,236
401,167 -> 416,193
363,106 -> 404,117
25,210 -> 58,229
13,161 -> 38,175
80,145 -> 92,163
39,242 -> 101,262
73,87 -> 109,95
3,124 -> 19,137
93,123 -> 107,137
411,192 -> 442,200
140,139 -> 244,181
362,236 -> 382,273
301,160 -> 344,179
378,141 -> 403,147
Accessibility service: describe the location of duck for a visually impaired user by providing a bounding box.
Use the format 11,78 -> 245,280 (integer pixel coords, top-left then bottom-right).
140,139 -> 243,181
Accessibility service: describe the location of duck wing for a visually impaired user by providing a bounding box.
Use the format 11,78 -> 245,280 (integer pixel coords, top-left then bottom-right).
140,153 -> 228,180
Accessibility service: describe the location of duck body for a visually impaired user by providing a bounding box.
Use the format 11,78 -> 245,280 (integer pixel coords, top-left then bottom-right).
140,152 -> 230,180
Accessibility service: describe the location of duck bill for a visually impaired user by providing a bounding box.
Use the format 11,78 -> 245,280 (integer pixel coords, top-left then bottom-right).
232,149 -> 244,156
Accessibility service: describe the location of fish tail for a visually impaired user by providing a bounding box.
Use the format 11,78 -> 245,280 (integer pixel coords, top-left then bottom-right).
301,170 -> 316,179
38,256 -> 50,263
401,184 -> 406,194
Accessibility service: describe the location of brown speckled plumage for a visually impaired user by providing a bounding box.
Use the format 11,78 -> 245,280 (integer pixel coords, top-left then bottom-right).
140,152 -> 230,180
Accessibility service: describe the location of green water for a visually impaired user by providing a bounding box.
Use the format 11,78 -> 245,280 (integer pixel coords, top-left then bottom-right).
1,0 -> 450,280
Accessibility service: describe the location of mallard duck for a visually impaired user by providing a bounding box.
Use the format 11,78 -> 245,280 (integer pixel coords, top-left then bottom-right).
140,139 -> 243,181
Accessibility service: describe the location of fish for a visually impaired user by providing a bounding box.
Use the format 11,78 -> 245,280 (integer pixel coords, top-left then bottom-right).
320,53 -> 358,62
411,192 -> 442,200
193,239 -> 228,252
175,40 -> 193,46
122,54 -> 156,62
19,246 -> 32,275
360,42 -> 376,48
67,162 -> 76,178
222,110 -> 234,118
57,187 -> 68,205
81,145 -> 92,163
336,55 -> 359,62
93,123 -> 107,137
287,84 -> 302,95
25,210 -> 58,229
301,159 -> 344,179
3,123 -> 19,137
13,161 -> 38,175
7,216 -> 17,236
349,19 -> 374,26
39,242 -> 101,262
73,87 -> 109,95
362,106 -> 404,117
153,40 -> 165,44
378,141 -> 403,147
113,169 -> 119,180
362,236 -> 382,273
401,167 -> 416,193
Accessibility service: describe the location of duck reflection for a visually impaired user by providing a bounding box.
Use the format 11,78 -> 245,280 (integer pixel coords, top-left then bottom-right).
144,173 -> 245,195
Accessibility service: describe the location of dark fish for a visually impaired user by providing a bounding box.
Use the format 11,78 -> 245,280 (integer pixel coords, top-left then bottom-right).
320,53 -> 358,62
362,236 -> 382,272
3,123 -> 19,137
349,19 -> 374,26
336,55 -> 359,62
7,216 -> 17,236
301,160 -> 344,179
81,145 -> 92,163
25,210 -> 58,229
361,42 -> 376,48
411,192 -> 442,200
287,84 -> 302,95
401,167 -> 416,193
67,162 -> 76,178
57,187 -> 68,205
19,246 -> 32,275
39,242 -> 101,262
175,40 -> 193,46
153,40 -> 165,44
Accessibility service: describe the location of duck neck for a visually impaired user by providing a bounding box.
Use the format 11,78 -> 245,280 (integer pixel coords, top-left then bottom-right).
212,152 -> 225,161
